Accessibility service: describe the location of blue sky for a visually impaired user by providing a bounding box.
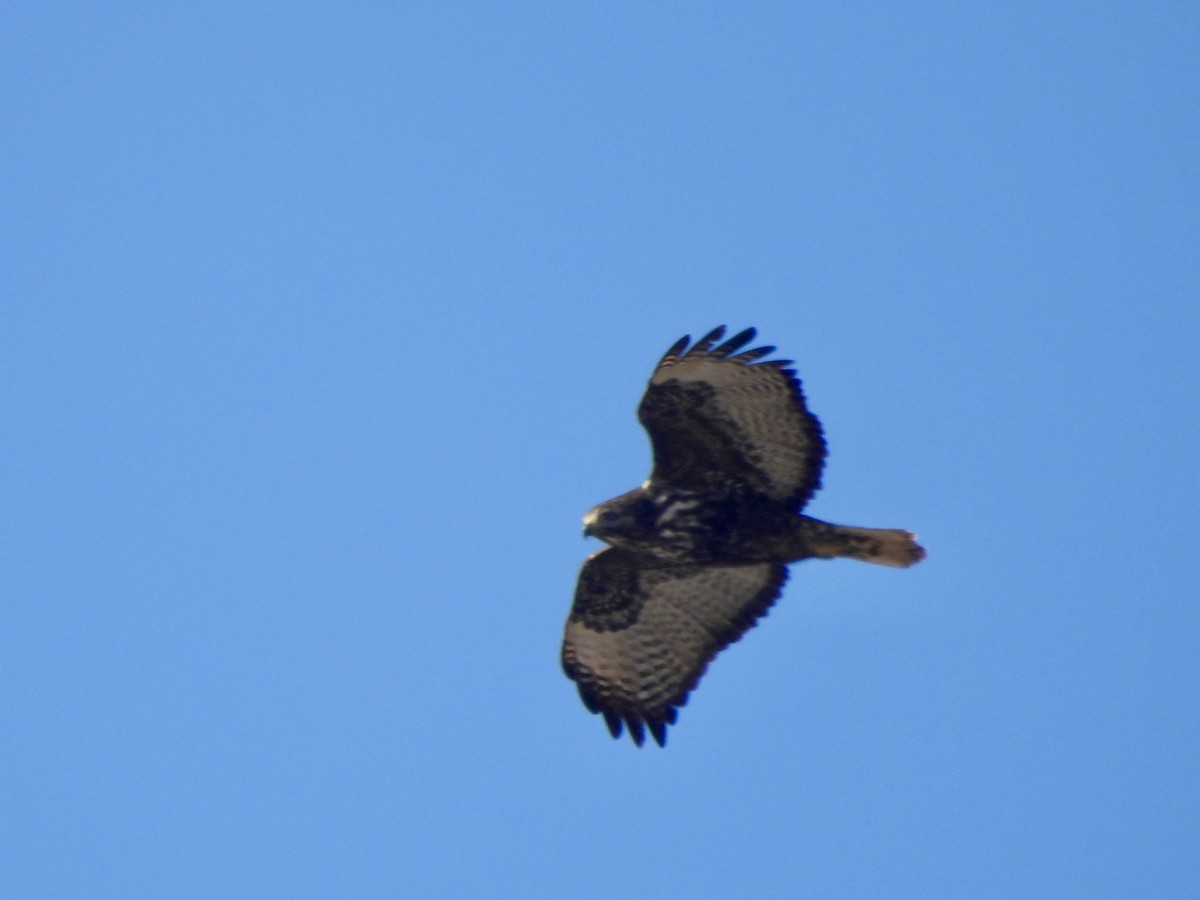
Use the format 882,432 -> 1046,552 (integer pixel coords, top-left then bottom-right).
5,3 -> 1198,897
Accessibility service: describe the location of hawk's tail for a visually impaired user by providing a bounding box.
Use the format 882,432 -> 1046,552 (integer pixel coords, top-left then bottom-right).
798,518 -> 926,568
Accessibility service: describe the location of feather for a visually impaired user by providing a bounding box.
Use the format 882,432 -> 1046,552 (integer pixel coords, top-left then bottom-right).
657,334 -> 691,368
731,344 -> 775,364
685,325 -> 726,357
712,326 -> 757,357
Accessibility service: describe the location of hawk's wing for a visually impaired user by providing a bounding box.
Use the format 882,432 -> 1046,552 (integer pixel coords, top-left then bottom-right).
638,326 -> 826,512
562,547 -> 788,747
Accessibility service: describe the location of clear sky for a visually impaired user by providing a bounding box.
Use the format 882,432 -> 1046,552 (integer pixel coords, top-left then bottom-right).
5,3 -> 1198,897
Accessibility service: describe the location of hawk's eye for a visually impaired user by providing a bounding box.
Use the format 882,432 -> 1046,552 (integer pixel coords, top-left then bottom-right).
600,511 -> 622,523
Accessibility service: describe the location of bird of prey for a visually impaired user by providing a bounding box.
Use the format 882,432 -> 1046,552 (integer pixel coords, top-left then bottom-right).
561,326 -> 925,746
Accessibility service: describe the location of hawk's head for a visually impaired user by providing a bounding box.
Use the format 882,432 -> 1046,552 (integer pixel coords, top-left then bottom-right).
582,489 -> 659,547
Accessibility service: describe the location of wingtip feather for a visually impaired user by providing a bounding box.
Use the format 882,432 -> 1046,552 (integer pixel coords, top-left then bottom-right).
660,334 -> 690,365
603,711 -> 623,740
687,325 -> 727,356
658,326 -> 781,368
627,718 -> 646,747
713,326 -> 757,357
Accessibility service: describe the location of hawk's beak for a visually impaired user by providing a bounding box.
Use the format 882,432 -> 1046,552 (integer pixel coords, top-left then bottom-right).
582,510 -> 598,538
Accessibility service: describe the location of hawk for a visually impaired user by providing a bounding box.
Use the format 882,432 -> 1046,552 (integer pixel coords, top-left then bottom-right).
562,326 -> 925,746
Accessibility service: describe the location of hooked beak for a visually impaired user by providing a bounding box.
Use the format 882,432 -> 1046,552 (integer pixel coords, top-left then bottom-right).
581,509 -> 598,538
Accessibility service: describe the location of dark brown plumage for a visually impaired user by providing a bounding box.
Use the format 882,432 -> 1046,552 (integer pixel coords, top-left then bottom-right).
562,326 -> 925,746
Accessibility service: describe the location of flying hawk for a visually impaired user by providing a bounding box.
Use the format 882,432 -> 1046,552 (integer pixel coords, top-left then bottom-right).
562,326 -> 925,746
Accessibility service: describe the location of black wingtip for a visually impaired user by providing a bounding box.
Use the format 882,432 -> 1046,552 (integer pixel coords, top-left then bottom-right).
732,344 -> 775,363
659,326 -> 779,369
603,711 -> 623,740
627,718 -> 646,747
713,327 -> 756,357
577,685 -> 601,714
664,333 -> 690,356
687,325 -> 727,356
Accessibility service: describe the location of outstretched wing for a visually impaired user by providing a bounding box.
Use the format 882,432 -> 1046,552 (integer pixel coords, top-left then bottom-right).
562,547 -> 788,747
638,325 -> 826,512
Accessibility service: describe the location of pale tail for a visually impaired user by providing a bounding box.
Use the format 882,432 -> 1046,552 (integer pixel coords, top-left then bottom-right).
799,518 -> 926,568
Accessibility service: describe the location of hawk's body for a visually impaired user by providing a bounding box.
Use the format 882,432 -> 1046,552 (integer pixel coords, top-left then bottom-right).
562,326 -> 925,746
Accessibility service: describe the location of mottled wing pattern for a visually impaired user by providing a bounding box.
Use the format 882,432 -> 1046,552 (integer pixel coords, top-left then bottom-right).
638,326 -> 826,511
562,546 -> 788,746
